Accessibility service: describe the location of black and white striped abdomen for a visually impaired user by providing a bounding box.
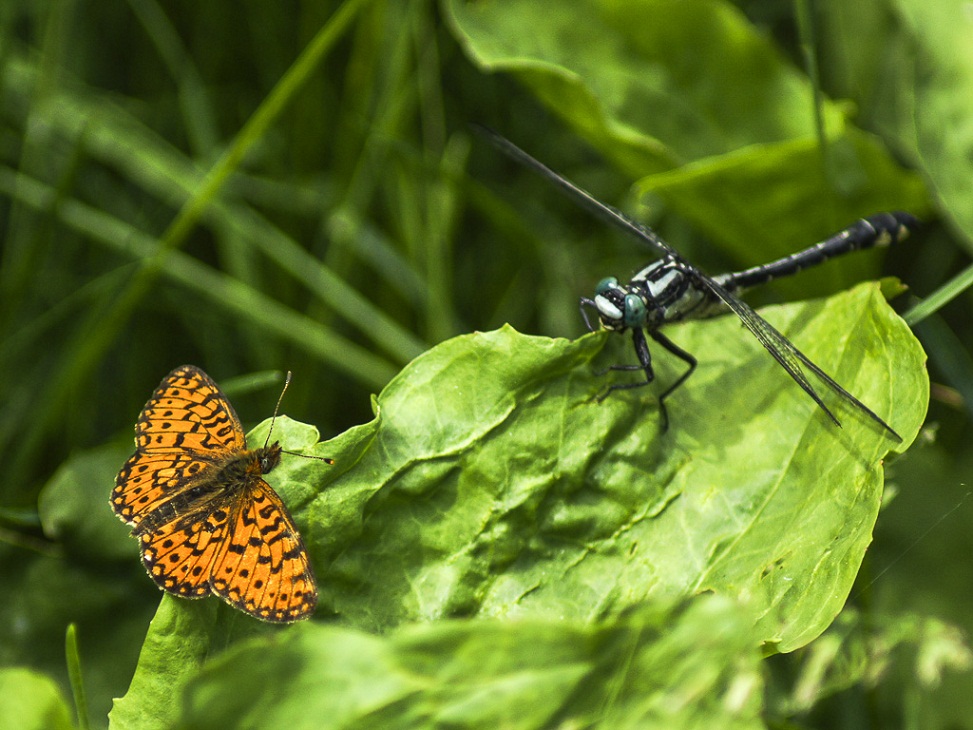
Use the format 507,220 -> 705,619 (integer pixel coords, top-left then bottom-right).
715,212 -> 918,294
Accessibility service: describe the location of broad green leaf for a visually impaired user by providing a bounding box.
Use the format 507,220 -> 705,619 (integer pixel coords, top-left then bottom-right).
179,596 -> 763,730
0,668 -> 74,730
108,599 -> 219,730
308,283 -> 925,651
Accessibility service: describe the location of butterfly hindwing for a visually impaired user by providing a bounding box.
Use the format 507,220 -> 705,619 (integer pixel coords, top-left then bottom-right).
136,500 -> 233,597
210,479 -> 318,623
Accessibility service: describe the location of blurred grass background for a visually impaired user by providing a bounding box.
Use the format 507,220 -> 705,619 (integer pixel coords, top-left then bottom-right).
1,0 -> 972,727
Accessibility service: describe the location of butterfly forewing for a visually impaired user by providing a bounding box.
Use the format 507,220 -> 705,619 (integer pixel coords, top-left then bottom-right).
134,365 -> 246,454
112,452 -> 209,526
112,365 -> 242,525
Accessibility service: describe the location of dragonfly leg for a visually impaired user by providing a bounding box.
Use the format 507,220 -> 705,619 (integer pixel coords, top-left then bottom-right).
579,297 -> 598,331
650,331 -> 697,425
595,329 -> 672,428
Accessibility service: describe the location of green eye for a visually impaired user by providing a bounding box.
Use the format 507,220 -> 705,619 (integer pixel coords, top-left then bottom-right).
595,277 -> 619,295
623,294 -> 646,327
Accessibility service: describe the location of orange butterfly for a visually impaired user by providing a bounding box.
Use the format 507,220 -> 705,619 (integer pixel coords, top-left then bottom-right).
112,365 -> 321,623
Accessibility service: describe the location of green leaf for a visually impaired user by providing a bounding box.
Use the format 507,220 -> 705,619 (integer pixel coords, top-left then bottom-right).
180,595 -> 763,730
819,0 -> 973,239
0,668 -> 75,730
312,283 -> 925,650
107,598 -> 219,730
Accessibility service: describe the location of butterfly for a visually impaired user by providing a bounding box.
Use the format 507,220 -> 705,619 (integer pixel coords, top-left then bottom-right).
112,364 -> 323,623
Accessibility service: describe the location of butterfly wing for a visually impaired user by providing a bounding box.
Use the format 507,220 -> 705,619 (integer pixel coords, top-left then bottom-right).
134,494 -> 234,598
113,452 -> 207,526
134,364 -> 246,454
210,479 -> 318,623
112,365 -> 246,524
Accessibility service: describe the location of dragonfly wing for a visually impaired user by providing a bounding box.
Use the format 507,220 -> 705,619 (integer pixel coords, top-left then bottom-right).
474,125 -> 686,262
699,277 -> 901,441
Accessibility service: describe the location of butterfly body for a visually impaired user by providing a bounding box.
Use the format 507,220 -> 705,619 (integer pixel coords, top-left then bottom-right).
113,365 -> 317,623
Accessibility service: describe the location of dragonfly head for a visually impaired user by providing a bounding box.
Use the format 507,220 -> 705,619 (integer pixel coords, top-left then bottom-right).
593,277 -> 648,330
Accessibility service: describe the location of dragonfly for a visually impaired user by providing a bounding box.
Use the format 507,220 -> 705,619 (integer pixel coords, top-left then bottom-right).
478,127 -> 916,441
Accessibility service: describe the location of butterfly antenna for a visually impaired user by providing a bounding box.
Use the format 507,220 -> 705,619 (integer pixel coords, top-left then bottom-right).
267,370 -> 335,465
264,370 -> 293,449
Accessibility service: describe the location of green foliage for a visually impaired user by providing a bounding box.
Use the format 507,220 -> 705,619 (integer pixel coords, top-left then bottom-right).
771,609 -> 972,716
447,0 -> 847,168
299,288 -> 923,650
2,0 -> 971,727
57,287 -> 925,728
66,624 -> 91,730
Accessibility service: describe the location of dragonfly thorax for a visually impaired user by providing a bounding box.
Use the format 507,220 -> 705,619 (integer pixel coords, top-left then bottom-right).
632,258 -> 712,321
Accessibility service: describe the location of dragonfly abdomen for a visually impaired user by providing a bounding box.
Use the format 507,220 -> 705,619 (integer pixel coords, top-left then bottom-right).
717,212 -> 918,294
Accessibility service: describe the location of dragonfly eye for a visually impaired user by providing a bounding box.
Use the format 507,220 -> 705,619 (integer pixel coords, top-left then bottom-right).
595,277 -> 619,295
623,294 -> 647,328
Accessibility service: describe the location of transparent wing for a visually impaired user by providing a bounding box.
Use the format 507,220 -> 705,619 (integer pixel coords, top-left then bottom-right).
475,125 -> 684,262
699,276 -> 901,441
